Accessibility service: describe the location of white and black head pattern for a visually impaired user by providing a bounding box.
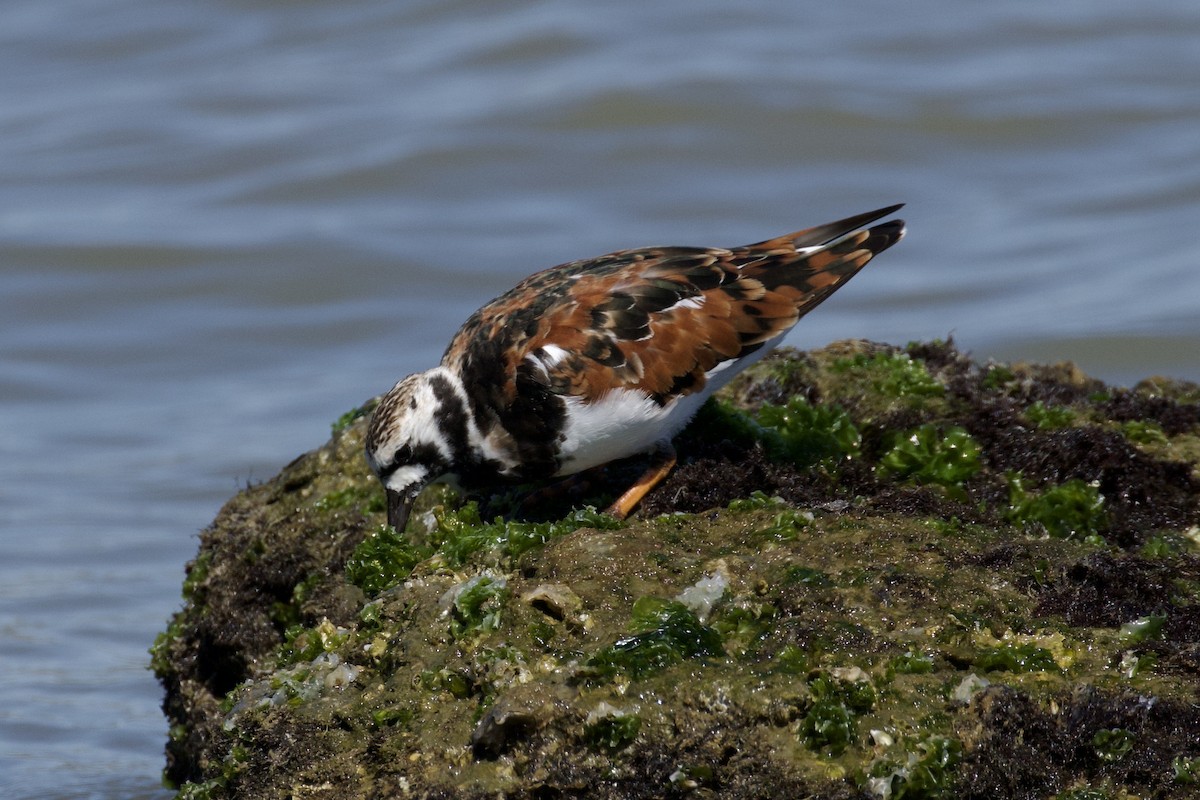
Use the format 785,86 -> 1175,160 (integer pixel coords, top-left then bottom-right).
366,369 -> 458,530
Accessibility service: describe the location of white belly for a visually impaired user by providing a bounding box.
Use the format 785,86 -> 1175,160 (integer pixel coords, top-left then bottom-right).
553,334 -> 784,475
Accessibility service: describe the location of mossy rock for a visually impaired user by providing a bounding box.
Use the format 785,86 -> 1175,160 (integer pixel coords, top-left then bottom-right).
154,340 -> 1200,800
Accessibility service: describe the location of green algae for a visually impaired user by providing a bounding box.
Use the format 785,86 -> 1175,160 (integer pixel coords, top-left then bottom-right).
754,508 -> 814,541
1091,727 -> 1135,763
371,705 -> 416,727
429,502 -> 622,566
278,618 -> 348,665
181,550 -> 213,601
344,523 -> 428,596
585,597 -> 724,680
314,484 -> 384,513
801,670 -> 876,755
1117,612 -> 1167,644
877,424 -> 982,490
176,778 -> 225,800
982,363 -> 1016,390
344,503 -> 622,597
713,601 -> 777,657
864,734 -> 961,800
330,404 -> 370,434
697,394 -> 862,472
1026,400 -> 1078,430
1005,474 -> 1107,541
418,668 -> 472,698
973,642 -> 1059,674
757,396 -> 861,468
1139,533 -> 1182,558
783,564 -> 834,588
149,618 -> 186,677
889,651 -> 936,676
831,350 -> 944,403
1173,755 -> 1200,784
727,489 -> 786,511
583,710 -> 642,753
1121,418 -> 1168,445
447,574 -> 507,638
802,693 -> 859,755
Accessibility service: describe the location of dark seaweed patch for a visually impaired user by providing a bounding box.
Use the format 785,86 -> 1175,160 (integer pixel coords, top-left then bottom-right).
1034,552 -> 1172,628
956,686 -> 1200,799
1102,390 -> 1200,436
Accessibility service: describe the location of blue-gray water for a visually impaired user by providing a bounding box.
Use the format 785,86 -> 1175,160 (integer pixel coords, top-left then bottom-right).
2,1 -> 1198,796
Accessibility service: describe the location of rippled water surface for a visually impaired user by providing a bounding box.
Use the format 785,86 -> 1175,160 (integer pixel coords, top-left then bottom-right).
2,1 -> 1198,796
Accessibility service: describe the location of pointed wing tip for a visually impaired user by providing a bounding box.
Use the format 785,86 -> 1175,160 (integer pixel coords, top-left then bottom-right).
762,203 -> 907,251
862,202 -> 906,222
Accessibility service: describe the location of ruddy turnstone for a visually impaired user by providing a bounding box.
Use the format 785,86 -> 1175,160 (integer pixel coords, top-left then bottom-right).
367,204 -> 905,530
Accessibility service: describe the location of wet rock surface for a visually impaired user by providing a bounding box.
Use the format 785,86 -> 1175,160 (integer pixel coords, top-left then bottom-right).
153,341 -> 1200,799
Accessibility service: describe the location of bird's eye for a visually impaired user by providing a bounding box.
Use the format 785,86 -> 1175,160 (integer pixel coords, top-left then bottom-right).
392,444 -> 413,465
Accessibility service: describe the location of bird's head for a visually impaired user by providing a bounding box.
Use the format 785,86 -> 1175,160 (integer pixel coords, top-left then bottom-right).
365,372 -> 453,532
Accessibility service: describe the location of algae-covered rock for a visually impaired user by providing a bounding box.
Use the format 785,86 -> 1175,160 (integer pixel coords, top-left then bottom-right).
153,341 -> 1200,800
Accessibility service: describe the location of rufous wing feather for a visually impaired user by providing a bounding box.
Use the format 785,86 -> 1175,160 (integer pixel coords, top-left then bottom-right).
514,207 -> 905,404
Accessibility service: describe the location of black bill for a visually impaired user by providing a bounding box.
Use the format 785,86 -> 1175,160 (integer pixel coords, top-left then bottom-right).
386,487 -> 415,531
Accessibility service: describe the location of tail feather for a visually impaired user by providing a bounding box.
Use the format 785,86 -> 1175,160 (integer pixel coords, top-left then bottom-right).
739,206 -> 906,316
747,203 -> 905,252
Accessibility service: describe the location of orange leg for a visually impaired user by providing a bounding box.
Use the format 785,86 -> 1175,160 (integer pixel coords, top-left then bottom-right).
605,442 -> 677,520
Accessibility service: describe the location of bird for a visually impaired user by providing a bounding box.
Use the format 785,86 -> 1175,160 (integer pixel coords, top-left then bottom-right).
366,204 -> 906,531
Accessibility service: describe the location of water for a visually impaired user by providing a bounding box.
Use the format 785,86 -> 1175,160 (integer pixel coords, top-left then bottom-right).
2,1 -> 1198,796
